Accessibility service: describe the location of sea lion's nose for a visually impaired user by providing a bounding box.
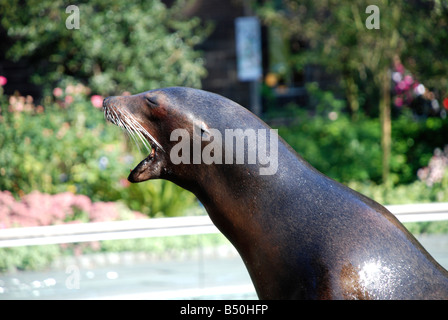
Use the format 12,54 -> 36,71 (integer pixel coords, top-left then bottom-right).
103,96 -> 117,109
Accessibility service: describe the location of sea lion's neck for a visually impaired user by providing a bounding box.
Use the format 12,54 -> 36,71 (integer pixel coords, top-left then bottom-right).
174,145 -> 330,298
172,140 -> 317,239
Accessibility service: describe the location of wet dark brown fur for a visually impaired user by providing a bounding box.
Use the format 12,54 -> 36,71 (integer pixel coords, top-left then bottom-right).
103,87 -> 448,299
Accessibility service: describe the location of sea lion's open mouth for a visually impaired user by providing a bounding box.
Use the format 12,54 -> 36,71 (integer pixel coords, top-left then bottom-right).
103,103 -> 164,179
129,140 -> 158,177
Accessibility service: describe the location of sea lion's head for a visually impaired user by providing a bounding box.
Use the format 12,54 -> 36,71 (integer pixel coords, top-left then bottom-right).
103,87 -> 278,190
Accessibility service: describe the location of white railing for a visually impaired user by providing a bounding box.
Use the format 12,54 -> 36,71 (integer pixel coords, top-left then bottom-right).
0,216 -> 219,248
386,202 -> 448,223
1,202 -> 448,248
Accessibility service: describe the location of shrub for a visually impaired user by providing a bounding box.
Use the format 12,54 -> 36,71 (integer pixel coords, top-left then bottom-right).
0,82 -> 199,217
0,0 -> 211,95
0,190 -> 146,228
276,112 -> 383,183
273,108 -> 448,185
0,245 -> 60,272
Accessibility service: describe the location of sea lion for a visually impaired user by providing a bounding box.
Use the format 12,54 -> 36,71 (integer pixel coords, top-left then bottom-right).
103,87 -> 448,299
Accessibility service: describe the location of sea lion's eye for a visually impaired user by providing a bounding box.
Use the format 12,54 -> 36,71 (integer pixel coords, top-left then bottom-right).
146,97 -> 158,108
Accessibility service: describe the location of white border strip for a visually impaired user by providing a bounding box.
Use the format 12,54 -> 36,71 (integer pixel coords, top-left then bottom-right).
89,284 -> 256,300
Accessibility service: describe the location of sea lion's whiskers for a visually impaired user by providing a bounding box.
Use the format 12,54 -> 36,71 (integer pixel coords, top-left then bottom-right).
105,106 -> 121,128
127,122 -> 152,154
121,118 -> 149,154
103,103 -> 149,154
116,109 -> 152,155
105,106 -> 148,154
120,109 -> 165,152
120,111 -> 153,152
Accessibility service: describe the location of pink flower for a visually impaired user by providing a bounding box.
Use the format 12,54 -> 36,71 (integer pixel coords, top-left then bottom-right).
65,85 -> 75,95
90,202 -> 120,222
90,95 -> 103,108
394,63 -> 405,74
0,75 -> 7,86
120,178 -> 130,188
72,194 -> 92,213
443,98 -> 448,111
53,87 -> 63,97
0,190 -> 147,228
65,95 -> 74,105
397,81 -> 409,92
404,75 -> 413,85
394,97 -> 404,107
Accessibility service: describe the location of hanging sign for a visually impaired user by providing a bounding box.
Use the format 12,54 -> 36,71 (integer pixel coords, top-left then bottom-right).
235,17 -> 262,81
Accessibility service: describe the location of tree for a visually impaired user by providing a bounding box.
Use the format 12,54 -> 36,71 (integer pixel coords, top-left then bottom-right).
0,0 -> 211,95
257,0 -> 448,184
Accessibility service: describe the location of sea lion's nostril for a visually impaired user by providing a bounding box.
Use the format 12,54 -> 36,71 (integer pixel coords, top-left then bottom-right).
103,96 -> 114,108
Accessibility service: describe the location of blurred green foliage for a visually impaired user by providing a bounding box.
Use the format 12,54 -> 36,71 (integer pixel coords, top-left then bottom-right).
404,221 -> 448,235
270,85 -> 448,185
0,0 -> 211,95
0,245 -> 60,272
0,85 -> 198,218
0,0 -> 208,218
257,0 -> 448,184
278,112 -> 448,185
257,0 -> 448,114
